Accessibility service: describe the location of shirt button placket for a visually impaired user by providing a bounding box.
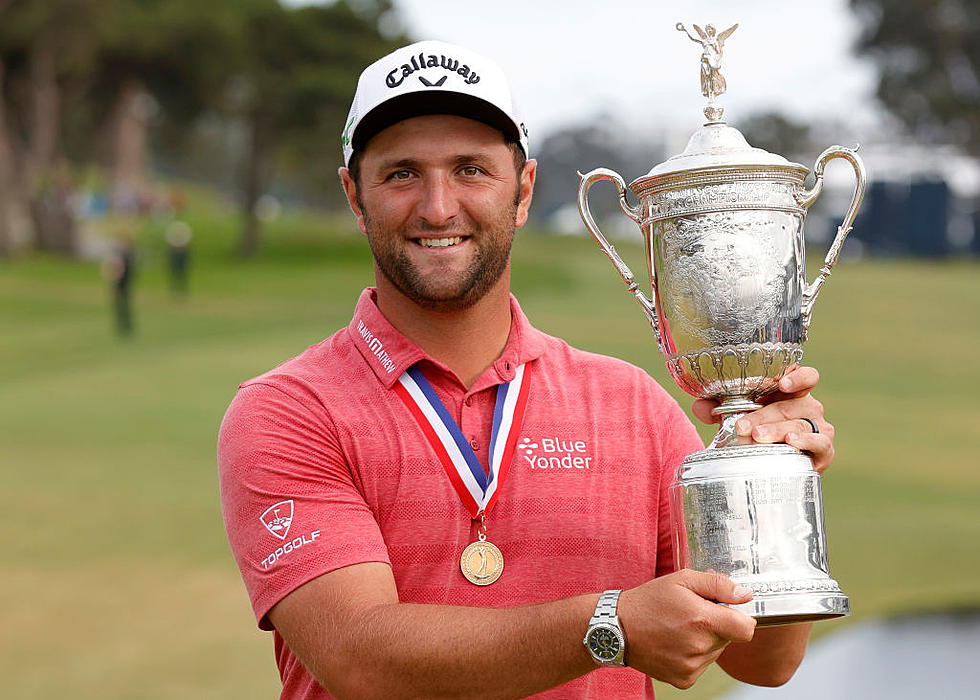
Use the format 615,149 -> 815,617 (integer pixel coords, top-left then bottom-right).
462,394 -> 480,456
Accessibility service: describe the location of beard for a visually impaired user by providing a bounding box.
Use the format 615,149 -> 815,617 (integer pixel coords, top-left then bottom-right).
363,201 -> 518,313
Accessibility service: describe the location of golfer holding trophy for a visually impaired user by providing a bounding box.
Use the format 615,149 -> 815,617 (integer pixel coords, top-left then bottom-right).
579,22 -> 866,625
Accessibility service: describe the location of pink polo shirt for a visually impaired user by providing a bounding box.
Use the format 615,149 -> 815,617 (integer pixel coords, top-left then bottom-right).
218,288 -> 703,699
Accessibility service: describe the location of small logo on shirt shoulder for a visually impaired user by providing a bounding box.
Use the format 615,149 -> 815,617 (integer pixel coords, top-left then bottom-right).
260,500 -> 294,540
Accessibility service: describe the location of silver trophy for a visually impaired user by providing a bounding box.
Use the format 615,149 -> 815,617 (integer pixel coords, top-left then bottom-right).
577,22 -> 865,625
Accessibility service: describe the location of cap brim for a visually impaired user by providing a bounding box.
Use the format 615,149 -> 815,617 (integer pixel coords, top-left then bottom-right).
351,91 -> 522,154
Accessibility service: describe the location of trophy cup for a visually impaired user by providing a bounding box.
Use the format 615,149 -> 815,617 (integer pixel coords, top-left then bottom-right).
577,22 -> 866,625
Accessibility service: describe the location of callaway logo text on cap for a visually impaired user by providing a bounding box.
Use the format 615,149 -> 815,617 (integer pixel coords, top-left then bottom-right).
341,40 -> 528,166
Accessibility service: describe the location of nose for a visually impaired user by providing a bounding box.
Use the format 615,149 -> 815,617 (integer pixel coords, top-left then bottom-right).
416,174 -> 459,227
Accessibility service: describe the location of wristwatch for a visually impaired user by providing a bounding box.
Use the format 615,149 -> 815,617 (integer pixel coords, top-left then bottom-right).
583,589 -> 626,667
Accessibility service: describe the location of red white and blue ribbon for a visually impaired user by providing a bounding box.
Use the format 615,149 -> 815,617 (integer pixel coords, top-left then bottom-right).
394,363 -> 531,518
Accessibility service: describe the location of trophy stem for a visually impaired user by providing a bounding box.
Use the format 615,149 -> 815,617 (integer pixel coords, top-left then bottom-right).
704,101 -> 724,123
708,398 -> 762,449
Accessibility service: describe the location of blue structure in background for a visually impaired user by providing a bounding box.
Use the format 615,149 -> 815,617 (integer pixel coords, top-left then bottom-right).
908,180 -> 950,257
850,178 -> 956,258
973,209 -> 980,255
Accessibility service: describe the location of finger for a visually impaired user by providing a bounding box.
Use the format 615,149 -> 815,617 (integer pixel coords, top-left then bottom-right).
786,431 -> 836,473
712,606 -> 757,644
757,375 -> 819,406
776,365 -> 819,394
746,417 -> 828,445
681,570 -> 753,605
734,396 -> 824,438
691,398 -> 721,425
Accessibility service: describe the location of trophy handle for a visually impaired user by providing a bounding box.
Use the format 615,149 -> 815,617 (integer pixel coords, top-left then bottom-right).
576,167 -> 661,346
797,145 -> 867,338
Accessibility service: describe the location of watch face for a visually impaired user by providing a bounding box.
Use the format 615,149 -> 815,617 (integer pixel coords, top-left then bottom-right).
587,625 -> 622,661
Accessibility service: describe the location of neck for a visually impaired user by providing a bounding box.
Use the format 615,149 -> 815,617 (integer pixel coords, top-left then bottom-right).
375,272 -> 513,389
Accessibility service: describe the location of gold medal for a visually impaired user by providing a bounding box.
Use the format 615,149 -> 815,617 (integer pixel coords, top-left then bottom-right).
460,539 -> 504,585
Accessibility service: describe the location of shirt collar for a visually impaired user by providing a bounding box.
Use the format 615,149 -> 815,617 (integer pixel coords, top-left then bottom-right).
348,288 -> 426,388
347,288 -> 548,390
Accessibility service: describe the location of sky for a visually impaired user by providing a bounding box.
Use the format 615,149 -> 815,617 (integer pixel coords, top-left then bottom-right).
390,0 -> 882,143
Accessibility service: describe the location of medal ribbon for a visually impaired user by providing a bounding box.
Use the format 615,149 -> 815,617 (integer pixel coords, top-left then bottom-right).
394,362 -> 531,518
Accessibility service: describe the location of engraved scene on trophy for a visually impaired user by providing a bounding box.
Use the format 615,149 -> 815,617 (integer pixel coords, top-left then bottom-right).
649,208 -> 807,401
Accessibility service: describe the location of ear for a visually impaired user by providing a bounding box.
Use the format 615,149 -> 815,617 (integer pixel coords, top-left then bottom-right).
338,167 -> 368,235
514,158 -> 537,229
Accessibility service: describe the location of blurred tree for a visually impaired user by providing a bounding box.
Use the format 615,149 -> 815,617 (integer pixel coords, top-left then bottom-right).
850,0 -> 980,156
531,119 -> 666,224
0,0 -> 91,254
230,0 -> 405,256
0,0 -> 237,252
734,111 -> 814,163
89,0 -> 250,203
0,56 -> 29,256
0,0 -> 404,258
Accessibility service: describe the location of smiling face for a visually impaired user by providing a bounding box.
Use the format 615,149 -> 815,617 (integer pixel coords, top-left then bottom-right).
341,115 -> 535,313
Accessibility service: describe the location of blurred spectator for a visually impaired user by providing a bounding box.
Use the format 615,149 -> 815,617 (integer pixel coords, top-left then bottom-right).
166,220 -> 192,297
101,243 -> 136,337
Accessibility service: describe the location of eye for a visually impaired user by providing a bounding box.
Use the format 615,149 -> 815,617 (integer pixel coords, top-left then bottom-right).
387,169 -> 413,181
459,165 -> 484,177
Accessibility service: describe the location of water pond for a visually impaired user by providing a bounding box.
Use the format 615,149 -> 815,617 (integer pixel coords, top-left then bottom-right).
719,610 -> 980,699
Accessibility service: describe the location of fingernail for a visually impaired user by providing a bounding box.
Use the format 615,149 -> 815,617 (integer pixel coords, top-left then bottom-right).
735,585 -> 753,597
735,419 -> 751,435
754,427 -> 769,441
786,432 -> 798,443
779,377 -> 792,390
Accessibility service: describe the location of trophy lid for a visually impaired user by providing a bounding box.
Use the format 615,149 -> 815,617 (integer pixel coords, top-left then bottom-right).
640,121 -> 802,179
632,22 -> 807,188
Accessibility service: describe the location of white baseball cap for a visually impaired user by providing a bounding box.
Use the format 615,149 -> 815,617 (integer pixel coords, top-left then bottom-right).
341,40 -> 528,166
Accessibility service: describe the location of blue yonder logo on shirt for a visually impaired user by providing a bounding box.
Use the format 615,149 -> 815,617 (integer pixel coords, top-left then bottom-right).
519,436 -> 594,470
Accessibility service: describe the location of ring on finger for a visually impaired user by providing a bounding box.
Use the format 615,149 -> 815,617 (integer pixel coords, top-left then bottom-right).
800,417 -> 819,434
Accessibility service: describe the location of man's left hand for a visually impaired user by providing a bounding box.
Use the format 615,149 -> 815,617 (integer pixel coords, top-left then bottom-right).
691,366 -> 835,473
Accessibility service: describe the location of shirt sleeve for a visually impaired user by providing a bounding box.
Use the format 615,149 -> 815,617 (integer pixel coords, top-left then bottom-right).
654,391 -> 705,578
218,380 -> 390,630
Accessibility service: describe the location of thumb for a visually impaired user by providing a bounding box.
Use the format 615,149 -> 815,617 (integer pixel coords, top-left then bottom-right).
691,398 -> 721,424
681,570 -> 753,605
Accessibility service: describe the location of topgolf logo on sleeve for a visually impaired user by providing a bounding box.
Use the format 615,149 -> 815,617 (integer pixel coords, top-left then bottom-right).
258,500 -> 322,570
260,500 -> 294,540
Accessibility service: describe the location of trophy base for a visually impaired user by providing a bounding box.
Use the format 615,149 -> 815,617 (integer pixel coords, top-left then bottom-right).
671,443 -> 849,627
729,589 -> 850,627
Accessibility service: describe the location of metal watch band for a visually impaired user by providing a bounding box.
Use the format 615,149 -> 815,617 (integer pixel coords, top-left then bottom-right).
589,589 -> 622,625
584,589 -> 626,667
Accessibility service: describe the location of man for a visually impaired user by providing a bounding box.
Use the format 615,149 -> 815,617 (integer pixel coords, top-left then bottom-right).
219,40 -> 835,699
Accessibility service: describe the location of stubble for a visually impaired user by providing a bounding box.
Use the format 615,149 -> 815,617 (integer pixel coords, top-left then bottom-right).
363,191 -> 520,313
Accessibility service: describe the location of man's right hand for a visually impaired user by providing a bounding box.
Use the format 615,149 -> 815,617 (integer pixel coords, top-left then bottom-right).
618,569 -> 757,689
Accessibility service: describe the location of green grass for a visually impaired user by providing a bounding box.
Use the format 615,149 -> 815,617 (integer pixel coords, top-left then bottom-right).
2,202 -> 978,698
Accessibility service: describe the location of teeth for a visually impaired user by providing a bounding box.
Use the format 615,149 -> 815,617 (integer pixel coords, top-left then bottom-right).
418,237 -> 463,248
